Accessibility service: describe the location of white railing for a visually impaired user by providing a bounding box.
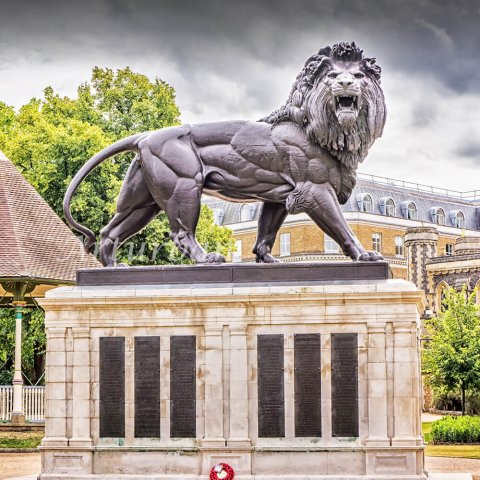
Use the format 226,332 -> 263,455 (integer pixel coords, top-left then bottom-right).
358,172 -> 480,201
23,386 -> 45,421
0,385 -> 45,422
0,386 -> 13,421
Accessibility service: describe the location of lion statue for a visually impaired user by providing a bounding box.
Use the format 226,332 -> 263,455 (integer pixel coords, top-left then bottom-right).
64,42 -> 386,266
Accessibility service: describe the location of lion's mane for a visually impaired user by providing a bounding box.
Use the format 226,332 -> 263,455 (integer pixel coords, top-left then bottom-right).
261,42 -> 386,204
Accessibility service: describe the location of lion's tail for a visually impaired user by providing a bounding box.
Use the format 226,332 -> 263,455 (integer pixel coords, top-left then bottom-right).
63,133 -> 145,252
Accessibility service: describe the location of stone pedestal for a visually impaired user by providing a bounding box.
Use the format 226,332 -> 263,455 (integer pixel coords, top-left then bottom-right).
38,264 -> 426,479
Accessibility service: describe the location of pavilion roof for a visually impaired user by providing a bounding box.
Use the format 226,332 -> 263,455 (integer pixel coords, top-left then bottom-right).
0,150 -> 100,284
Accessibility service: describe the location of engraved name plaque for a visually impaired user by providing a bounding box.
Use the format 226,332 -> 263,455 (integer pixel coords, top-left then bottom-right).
257,334 -> 285,437
294,333 -> 321,437
99,337 -> 125,437
135,336 -> 160,437
170,336 -> 196,438
331,333 -> 359,437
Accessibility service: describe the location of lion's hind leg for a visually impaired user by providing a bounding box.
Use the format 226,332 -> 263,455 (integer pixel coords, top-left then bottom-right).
163,179 -> 226,264
99,159 -> 160,266
253,202 -> 288,263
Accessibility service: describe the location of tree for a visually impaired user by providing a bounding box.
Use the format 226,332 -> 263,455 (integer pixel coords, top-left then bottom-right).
422,287 -> 480,415
0,67 -> 234,265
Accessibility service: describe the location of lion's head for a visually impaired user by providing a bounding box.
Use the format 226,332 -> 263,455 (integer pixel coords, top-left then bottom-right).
261,42 -> 386,200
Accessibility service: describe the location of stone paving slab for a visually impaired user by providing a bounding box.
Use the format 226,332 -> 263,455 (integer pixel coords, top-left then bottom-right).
428,475 -> 472,479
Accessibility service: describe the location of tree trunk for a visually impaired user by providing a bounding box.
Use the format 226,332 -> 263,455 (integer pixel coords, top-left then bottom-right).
461,383 -> 466,416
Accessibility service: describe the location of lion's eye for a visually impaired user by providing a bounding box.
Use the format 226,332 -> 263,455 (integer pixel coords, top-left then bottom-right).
328,72 -> 339,79
354,72 -> 365,79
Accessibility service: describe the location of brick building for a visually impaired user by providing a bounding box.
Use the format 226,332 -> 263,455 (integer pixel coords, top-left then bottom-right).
205,173 -> 480,283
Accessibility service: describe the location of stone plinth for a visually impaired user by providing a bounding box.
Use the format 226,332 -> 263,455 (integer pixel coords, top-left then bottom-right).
38,266 -> 425,480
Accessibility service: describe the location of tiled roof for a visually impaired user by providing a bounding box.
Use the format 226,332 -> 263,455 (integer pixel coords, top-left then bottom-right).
0,150 -> 100,283
204,174 -> 480,230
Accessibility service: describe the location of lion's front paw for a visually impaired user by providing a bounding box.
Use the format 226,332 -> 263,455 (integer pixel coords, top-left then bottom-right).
200,252 -> 226,264
256,253 -> 279,263
358,251 -> 384,262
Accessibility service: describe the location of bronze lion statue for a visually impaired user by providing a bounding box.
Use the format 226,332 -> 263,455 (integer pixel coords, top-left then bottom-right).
64,42 -> 386,266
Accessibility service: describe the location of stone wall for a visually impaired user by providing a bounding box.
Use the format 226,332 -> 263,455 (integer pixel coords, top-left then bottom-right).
38,278 -> 426,479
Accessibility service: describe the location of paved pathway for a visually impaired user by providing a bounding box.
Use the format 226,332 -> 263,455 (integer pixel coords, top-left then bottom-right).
426,456 -> 480,479
2,451 -> 480,479
0,453 -> 40,480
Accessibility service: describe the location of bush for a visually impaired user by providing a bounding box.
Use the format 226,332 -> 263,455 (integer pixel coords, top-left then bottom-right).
431,416 -> 480,444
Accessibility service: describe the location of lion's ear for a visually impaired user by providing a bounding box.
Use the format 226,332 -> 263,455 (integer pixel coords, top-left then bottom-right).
362,58 -> 382,82
318,46 -> 331,56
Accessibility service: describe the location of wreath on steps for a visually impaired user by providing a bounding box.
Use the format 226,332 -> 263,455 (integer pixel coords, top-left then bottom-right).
209,462 -> 235,480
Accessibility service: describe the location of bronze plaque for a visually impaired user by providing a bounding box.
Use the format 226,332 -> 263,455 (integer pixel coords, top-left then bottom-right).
99,337 -> 125,437
170,336 -> 196,438
257,334 -> 285,437
135,336 -> 160,437
331,333 -> 358,437
294,334 -> 321,437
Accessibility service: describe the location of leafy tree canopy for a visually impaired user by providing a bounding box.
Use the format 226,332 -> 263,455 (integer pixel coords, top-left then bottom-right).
423,287 -> 480,414
0,67 -> 234,264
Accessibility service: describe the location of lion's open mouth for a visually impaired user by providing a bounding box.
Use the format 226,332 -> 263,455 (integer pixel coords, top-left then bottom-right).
333,94 -> 360,127
335,95 -> 358,112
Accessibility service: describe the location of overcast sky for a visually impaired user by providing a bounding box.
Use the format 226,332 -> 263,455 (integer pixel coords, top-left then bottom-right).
1,0 -> 479,191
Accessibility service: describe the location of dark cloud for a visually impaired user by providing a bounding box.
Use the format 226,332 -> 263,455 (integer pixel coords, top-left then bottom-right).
456,138 -> 480,166
1,0 -> 480,190
1,0 -> 480,94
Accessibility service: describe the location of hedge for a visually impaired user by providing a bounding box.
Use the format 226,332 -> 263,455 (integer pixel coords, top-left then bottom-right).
431,416 -> 480,444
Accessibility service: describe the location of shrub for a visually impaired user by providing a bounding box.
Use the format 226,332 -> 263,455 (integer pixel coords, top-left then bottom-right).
431,416 -> 480,444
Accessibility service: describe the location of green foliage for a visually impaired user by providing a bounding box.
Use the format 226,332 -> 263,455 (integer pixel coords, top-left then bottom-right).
0,66 -> 234,265
431,415 -> 480,444
0,307 -> 46,385
423,287 -> 480,414
0,431 -> 44,448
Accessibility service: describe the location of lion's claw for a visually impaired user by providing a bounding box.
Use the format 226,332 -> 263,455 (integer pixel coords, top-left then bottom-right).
256,253 -> 278,263
200,252 -> 226,264
358,251 -> 383,262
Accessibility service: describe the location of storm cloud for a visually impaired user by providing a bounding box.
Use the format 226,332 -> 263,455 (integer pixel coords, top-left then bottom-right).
0,0 -> 479,190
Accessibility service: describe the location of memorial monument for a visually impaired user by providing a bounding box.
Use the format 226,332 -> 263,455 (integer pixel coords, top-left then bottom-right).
39,43 -> 426,479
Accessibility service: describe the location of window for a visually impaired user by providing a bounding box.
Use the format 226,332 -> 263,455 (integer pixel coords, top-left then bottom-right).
324,234 -> 340,253
240,203 -> 256,222
452,211 -> 466,228
232,240 -> 242,262
357,193 -> 373,213
431,207 -> 445,225
212,208 -> 224,226
395,236 -> 404,257
380,197 -> 395,216
372,233 -> 382,252
280,233 -> 290,257
407,202 -> 418,220
385,198 -> 395,216
445,243 -> 453,256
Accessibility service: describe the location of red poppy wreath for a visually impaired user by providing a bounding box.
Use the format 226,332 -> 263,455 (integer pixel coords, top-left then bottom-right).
209,463 -> 235,480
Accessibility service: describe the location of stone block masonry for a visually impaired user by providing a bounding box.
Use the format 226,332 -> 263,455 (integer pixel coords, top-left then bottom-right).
38,266 -> 426,479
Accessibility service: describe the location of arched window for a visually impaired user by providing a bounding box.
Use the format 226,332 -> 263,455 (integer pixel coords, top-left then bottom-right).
240,203 -> 257,222
435,282 -> 449,313
451,210 -> 466,228
430,207 -> 445,226
356,193 -> 373,213
385,198 -> 395,216
212,208 -> 224,226
401,201 -> 418,220
379,197 -> 395,216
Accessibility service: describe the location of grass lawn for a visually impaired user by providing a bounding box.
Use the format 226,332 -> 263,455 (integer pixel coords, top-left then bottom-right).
0,431 -> 43,449
423,420 -> 480,459
426,444 -> 480,459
